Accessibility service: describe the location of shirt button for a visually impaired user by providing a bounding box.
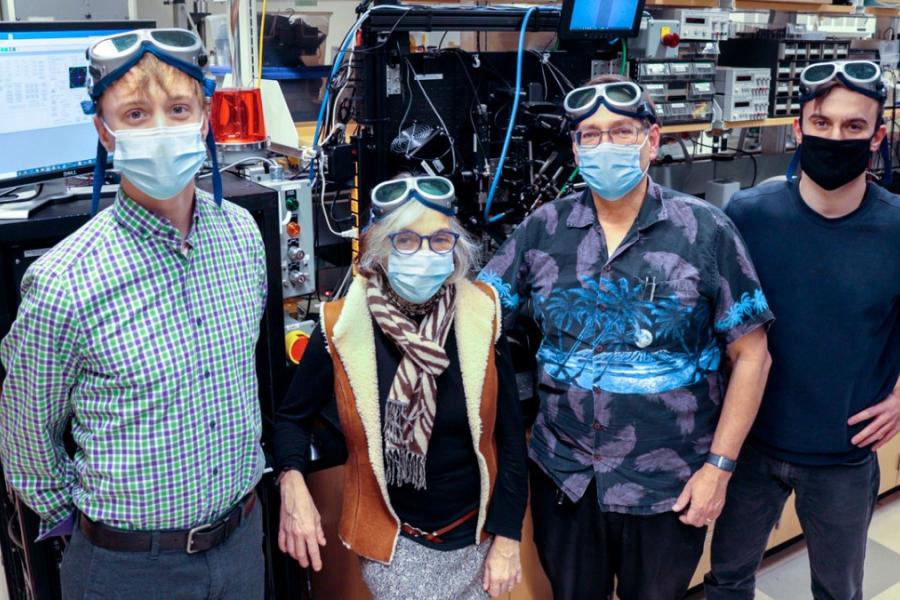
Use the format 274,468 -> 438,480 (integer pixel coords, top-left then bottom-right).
593,452 -> 603,461
204,370 -> 211,379
212,467 -> 219,475
594,344 -> 605,354
196,317 -> 203,326
592,420 -> 604,431
210,421 -> 217,430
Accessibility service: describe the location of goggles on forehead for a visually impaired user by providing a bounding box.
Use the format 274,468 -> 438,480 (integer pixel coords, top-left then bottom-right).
799,60 -> 887,103
563,81 -> 658,125
81,28 -> 221,213
83,28 -> 215,114
370,176 -> 457,223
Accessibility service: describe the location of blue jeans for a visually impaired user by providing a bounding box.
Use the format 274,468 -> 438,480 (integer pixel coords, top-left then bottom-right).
60,500 -> 264,600
705,443 -> 880,600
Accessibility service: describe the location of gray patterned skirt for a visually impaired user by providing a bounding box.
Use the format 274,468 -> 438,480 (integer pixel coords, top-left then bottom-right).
359,535 -> 491,600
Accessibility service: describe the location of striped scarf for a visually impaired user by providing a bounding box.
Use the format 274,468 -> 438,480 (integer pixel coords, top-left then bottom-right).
366,275 -> 457,489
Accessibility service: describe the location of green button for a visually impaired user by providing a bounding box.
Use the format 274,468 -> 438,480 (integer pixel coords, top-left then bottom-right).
285,197 -> 299,210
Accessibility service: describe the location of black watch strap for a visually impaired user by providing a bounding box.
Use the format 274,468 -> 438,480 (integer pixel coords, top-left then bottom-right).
706,453 -> 737,472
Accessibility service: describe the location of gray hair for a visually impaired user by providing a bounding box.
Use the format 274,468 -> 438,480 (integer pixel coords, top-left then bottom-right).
357,200 -> 482,284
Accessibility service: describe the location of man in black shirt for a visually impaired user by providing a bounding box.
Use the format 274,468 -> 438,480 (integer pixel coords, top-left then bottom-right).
705,61 -> 900,600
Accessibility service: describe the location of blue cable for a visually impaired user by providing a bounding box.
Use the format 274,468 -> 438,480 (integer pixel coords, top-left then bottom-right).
308,25 -> 357,181
483,6 -> 537,223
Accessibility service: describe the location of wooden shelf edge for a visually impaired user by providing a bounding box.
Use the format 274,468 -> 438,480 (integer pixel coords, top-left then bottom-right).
646,0 -> 718,7
734,0 -> 853,12
660,116 -> 795,134
864,5 -> 900,15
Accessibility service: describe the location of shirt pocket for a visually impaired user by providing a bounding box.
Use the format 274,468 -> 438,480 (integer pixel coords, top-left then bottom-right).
621,275 -> 699,352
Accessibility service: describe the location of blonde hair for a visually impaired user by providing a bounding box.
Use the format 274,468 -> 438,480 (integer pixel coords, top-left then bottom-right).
97,53 -> 205,117
357,201 -> 482,284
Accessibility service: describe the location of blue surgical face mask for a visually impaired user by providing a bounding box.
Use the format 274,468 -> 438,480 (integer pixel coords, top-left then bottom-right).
387,249 -> 454,304
105,119 -> 208,200
577,135 -> 649,201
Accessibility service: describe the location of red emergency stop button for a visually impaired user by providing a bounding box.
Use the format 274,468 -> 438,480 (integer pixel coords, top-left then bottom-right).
662,32 -> 680,48
285,330 -> 310,364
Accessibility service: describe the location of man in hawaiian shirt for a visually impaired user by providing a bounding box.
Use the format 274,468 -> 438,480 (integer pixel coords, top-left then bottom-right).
479,73 -> 773,600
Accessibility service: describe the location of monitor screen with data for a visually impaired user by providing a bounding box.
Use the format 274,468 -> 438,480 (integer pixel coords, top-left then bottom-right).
559,0 -> 645,40
0,21 -> 154,188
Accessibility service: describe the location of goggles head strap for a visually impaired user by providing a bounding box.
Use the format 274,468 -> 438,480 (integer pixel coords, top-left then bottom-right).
86,42 -> 221,214
83,43 -> 214,116
570,97 -> 658,127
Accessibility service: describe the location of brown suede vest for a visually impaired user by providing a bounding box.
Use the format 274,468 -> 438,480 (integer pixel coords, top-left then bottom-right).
322,277 -> 500,564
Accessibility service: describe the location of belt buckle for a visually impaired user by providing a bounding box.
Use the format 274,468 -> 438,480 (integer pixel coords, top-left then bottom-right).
186,519 -> 225,554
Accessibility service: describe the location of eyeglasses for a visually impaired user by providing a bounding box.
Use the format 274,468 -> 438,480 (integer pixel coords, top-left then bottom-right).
85,28 -> 209,103
564,82 -> 658,125
572,125 -> 646,147
388,229 -> 460,255
799,60 -> 886,102
370,176 -> 457,222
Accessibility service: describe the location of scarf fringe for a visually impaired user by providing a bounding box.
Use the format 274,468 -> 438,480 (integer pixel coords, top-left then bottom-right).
384,447 -> 428,490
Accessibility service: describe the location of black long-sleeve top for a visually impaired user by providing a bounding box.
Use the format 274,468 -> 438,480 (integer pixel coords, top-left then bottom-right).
273,317 -> 528,551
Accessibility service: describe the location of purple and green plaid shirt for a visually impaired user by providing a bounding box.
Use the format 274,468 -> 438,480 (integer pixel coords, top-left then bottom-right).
0,189 -> 267,537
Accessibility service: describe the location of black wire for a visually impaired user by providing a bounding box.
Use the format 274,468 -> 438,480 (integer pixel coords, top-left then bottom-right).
448,48 -> 482,106
744,152 -> 759,187
329,183 -> 353,224
352,9 -> 410,54
437,31 -> 449,50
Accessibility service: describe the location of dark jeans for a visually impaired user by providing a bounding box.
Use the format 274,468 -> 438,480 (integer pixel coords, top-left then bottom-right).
60,500 -> 264,600
705,444 -> 880,600
530,461 -> 707,600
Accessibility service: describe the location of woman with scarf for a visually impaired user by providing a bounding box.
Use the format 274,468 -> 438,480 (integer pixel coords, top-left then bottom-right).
272,175 -> 528,599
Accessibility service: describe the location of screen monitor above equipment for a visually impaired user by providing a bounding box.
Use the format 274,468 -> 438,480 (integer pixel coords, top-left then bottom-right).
0,21 -> 155,189
559,0 -> 645,40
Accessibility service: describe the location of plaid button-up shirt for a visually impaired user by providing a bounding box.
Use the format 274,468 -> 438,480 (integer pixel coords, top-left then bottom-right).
479,180 -> 773,514
0,189 -> 267,537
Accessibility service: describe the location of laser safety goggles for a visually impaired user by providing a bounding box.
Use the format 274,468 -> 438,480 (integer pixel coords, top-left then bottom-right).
799,60 -> 887,103
370,176 -> 457,222
563,81 -> 658,125
83,28 -> 214,114
81,28 -> 221,213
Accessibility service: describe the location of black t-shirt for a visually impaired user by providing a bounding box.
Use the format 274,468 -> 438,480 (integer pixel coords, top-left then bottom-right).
274,315 -> 527,550
726,180 -> 900,465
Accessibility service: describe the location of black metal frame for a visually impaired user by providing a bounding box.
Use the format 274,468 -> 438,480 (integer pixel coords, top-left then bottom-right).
355,5 -> 564,222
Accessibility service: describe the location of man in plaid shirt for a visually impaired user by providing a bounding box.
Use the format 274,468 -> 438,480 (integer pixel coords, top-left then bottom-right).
0,29 -> 267,599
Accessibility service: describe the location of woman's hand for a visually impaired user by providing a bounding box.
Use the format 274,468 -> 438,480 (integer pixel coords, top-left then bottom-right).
278,470 -> 327,571
483,535 -> 522,597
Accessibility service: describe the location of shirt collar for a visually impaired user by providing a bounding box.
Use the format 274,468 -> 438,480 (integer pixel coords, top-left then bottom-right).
114,188 -> 202,250
565,177 -> 668,231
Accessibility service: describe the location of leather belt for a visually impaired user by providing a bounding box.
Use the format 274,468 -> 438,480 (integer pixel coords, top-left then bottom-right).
400,507 -> 479,544
79,490 -> 257,554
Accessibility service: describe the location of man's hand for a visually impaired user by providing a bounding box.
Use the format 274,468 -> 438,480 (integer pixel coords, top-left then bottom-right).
483,535 -> 522,597
849,390 -> 900,451
672,463 -> 731,527
277,470 -> 327,571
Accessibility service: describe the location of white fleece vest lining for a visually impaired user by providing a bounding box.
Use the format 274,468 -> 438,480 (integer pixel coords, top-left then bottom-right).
330,276 -> 499,564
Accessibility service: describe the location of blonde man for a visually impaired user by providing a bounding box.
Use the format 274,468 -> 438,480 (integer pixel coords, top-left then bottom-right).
0,29 -> 267,599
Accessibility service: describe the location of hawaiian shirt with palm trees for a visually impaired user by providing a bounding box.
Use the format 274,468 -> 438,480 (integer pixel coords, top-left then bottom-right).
478,179 -> 773,514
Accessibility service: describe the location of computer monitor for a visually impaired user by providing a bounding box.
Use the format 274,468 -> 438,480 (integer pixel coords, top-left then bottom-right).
0,21 -> 155,189
558,0 -> 645,40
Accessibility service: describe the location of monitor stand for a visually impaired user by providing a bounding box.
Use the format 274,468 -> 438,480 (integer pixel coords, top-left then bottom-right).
0,184 -> 41,202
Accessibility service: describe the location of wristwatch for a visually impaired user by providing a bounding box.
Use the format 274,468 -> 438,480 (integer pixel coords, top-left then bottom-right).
706,453 -> 737,473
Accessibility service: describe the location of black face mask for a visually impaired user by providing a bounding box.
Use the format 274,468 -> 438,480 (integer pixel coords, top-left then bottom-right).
799,133 -> 873,191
